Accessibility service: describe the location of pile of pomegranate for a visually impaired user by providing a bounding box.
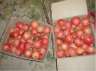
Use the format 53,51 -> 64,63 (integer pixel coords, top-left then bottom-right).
3,21 -> 50,60
54,16 -> 95,58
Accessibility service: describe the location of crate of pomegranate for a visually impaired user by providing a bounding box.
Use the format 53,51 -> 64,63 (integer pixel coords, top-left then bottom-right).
0,0 -> 52,61
0,16 -> 51,61
54,15 -> 96,58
